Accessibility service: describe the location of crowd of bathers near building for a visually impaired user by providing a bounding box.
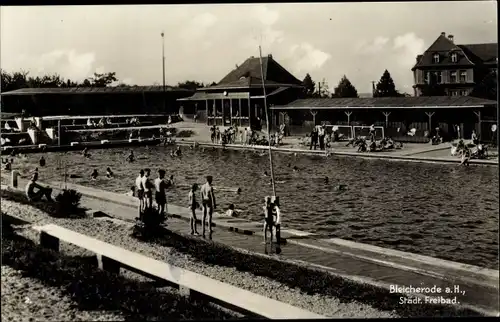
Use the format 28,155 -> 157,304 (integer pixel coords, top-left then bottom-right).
209,123 -> 285,146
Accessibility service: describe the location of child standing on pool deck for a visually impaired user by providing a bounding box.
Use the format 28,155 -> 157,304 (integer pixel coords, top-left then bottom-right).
188,183 -> 200,235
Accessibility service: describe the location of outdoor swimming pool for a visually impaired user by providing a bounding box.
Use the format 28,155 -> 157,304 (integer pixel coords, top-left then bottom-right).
9,145 -> 499,269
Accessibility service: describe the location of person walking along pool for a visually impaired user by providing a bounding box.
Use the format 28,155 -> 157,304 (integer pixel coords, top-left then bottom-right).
263,196 -> 276,248
154,169 -> 169,218
188,183 -> 200,235
200,175 -> 216,236
310,127 -> 318,150
318,125 -> 326,150
135,169 -> 145,216
142,168 -> 153,210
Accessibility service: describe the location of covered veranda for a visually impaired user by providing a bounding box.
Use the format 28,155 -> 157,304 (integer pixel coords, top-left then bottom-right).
271,96 -> 498,142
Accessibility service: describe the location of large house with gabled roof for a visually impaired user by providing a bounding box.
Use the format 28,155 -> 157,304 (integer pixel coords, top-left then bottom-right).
178,54 -> 304,129
412,32 -> 497,97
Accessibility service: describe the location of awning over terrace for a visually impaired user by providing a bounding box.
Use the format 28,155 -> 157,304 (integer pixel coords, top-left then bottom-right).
270,96 -> 497,110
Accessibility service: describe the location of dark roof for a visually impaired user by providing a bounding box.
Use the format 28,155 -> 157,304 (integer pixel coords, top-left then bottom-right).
271,96 -> 497,110
207,55 -> 303,89
412,33 -> 497,70
1,86 -> 192,96
459,43 -> 498,64
202,76 -> 303,90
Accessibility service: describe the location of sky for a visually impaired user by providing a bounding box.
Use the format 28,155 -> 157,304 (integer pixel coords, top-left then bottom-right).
0,2 -> 497,94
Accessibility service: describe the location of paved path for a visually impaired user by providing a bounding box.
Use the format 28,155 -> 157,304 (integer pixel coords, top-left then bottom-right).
4,176 -> 497,316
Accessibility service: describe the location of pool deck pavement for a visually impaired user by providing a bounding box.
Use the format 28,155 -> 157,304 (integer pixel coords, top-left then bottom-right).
2,177 -> 498,316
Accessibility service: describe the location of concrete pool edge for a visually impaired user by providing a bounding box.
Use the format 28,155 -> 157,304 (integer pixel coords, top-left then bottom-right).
176,140 -> 498,166
8,177 -> 495,288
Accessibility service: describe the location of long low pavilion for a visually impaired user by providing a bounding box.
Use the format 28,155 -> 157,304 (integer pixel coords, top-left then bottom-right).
270,96 -> 497,141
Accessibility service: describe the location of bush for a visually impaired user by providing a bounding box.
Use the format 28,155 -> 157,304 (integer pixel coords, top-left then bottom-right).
1,224 -> 234,320
54,189 -> 82,217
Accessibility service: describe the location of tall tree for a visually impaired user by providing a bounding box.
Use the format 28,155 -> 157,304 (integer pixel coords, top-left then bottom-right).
470,70 -> 497,101
333,75 -> 358,98
177,80 -> 205,91
420,72 -> 445,96
302,73 -> 315,97
315,78 -> 330,98
373,70 -> 402,97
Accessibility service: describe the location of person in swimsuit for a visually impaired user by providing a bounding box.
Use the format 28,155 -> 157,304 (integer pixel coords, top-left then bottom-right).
154,169 -> 168,217
127,150 -> 135,163
188,183 -> 200,235
200,175 -> 216,236
263,196 -> 275,245
39,156 -> 46,167
142,168 -> 153,210
25,172 -> 53,202
106,167 -> 114,178
90,169 -> 98,180
135,169 -> 145,216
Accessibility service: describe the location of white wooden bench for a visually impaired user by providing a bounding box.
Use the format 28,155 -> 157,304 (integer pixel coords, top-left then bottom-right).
34,224 -> 325,319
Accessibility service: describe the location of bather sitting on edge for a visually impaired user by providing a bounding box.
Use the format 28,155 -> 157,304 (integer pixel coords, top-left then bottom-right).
25,172 -> 53,202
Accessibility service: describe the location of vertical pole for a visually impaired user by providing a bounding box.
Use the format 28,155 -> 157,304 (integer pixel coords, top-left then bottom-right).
238,98 -> 242,126
259,46 -> 276,197
205,99 -> 209,125
57,119 -> 61,146
229,99 -> 233,126
248,95 -> 251,127
221,99 -> 225,126
161,32 -> 166,114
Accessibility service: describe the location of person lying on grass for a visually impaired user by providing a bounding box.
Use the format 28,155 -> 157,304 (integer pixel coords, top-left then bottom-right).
25,172 -> 53,202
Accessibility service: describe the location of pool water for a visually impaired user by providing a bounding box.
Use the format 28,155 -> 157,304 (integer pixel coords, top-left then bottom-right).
9,146 -> 499,269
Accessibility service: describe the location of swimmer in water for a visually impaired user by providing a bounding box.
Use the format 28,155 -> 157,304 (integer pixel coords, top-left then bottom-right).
263,171 -> 269,177
293,166 -> 299,172
175,146 -> 182,156
126,150 -> 135,163
287,163 -> 291,168
324,176 -> 329,184
82,148 -> 91,158
39,156 -> 46,167
90,169 -> 98,180
4,159 -> 12,171
106,167 -> 114,178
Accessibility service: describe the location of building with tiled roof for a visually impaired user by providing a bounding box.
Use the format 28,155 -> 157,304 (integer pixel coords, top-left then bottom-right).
412,32 -> 498,97
178,54 -> 304,129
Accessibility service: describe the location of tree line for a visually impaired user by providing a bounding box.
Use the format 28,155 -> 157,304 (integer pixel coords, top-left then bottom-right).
302,69 -> 497,100
302,70 -> 411,99
2,68 -> 495,101
0,69 -> 217,93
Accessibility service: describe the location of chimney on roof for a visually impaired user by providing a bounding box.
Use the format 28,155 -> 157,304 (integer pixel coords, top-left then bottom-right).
448,34 -> 454,43
268,54 -> 273,59
441,32 -> 446,37
416,54 -> 422,63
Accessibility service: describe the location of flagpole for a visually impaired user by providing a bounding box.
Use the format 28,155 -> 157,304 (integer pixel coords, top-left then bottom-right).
258,46 -> 276,197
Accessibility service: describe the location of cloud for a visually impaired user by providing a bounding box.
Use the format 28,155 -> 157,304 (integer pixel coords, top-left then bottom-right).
356,36 -> 390,54
251,5 -> 281,26
180,12 -> 218,39
392,32 -> 426,67
289,42 -> 331,72
10,49 -> 97,81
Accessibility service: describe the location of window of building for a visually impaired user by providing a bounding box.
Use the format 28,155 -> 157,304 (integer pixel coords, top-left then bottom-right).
460,90 -> 468,96
451,53 -> 458,63
450,71 -> 457,83
435,71 -> 442,84
459,70 -> 467,83
433,54 -> 440,63
424,72 -> 430,84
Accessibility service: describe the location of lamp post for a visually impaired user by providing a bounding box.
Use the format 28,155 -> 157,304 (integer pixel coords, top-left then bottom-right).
161,31 -> 166,114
